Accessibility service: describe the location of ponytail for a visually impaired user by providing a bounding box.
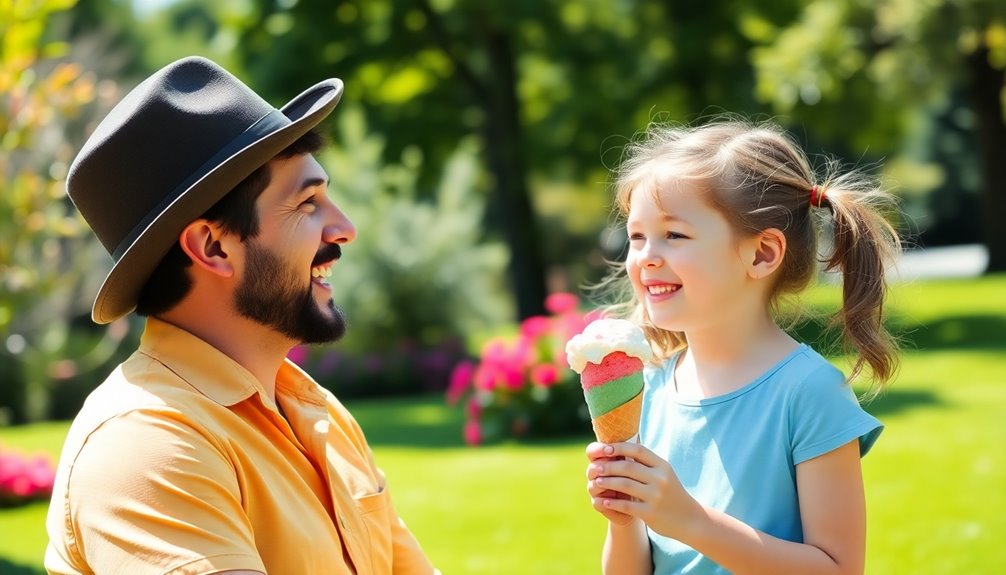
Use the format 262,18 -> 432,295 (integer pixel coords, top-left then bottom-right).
817,172 -> 901,397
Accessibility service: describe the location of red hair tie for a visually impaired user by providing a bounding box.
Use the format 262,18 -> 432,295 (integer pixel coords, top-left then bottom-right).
809,185 -> 826,208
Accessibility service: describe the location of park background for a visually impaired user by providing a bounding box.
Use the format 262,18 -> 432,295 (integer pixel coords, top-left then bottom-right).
1,0 -> 1004,573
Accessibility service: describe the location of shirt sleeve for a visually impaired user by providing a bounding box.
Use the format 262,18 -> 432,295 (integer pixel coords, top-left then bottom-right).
64,409 -> 266,574
788,363 -> 884,466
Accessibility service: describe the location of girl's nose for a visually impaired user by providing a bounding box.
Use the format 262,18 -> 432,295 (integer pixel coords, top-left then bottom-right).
637,244 -> 662,268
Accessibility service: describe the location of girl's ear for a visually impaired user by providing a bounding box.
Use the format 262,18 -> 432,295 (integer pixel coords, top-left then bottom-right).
177,219 -> 235,278
746,228 -> 786,280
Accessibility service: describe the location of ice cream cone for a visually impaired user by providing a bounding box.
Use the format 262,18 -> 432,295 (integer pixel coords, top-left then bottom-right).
566,319 -> 652,444
590,391 -> 643,443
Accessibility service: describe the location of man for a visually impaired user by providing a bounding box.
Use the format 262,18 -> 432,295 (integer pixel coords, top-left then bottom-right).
45,56 -> 437,574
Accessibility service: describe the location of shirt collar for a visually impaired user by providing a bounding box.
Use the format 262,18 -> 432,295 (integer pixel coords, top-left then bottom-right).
138,317 -> 324,408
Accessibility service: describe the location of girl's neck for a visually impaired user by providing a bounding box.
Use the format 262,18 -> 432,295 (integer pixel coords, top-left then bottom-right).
674,310 -> 799,400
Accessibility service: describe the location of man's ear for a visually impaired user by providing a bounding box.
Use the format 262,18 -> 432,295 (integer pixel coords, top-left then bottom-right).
745,228 -> 786,280
177,219 -> 235,278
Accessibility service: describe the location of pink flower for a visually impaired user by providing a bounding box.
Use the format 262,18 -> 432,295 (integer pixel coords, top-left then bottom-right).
545,292 -> 578,315
519,316 -> 551,339
473,364 -> 499,391
446,360 -> 476,405
480,338 -> 510,364
503,366 -> 525,391
463,420 -> 482,446
0,449 -> 55,502
529,364 -> 559,387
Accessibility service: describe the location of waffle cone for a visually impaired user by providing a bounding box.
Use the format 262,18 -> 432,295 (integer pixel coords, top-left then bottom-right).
591,391 -> 642,443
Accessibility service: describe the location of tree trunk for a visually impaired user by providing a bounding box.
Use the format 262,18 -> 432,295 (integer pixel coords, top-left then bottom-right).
967,45 -> 1006,273
480,29 -> 548,319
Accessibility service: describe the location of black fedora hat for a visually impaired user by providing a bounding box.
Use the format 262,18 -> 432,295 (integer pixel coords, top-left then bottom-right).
68,56 -> 343,324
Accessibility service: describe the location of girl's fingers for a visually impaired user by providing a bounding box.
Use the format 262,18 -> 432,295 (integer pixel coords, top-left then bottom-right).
591,457 -> 653,483
591,475 -> 648,500
587,483 -> 630,500
600,494 -> 644,517
607,441 -> 662,467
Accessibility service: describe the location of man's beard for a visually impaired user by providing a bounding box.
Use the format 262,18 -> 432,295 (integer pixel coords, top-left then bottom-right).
234,241 -> 347,345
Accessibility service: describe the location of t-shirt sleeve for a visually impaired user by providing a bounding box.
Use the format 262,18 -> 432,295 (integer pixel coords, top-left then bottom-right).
65,409 -> 266,574
788,364 -> 883,466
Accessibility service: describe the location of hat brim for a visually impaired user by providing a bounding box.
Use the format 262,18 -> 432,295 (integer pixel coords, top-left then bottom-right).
90,78 -> 344,324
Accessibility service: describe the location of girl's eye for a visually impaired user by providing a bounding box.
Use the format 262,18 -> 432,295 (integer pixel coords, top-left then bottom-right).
666,231 -> 686,240
628,232 -> 645,242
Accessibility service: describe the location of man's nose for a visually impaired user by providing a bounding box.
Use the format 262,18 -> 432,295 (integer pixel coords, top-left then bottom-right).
322,205 -> 356,244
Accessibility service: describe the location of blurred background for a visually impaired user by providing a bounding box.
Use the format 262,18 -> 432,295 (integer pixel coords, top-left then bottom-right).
1,0 -> 1004,574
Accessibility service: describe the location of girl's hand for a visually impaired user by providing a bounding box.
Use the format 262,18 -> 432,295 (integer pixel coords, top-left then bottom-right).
585,442 -> 636,525
587,441 -> 703,539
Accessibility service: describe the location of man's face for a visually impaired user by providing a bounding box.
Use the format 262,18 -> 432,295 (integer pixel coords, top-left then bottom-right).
233,153 -> 356,344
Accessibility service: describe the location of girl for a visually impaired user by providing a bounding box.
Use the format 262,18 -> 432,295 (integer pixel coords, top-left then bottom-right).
585,120 -> 900,575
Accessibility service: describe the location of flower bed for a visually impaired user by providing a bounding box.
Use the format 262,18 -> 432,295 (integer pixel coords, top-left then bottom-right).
0,444 -> 55,507
447,293 -> 600,445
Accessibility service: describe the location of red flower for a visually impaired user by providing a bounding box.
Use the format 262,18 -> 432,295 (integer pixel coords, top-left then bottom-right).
544,292 -> 578,315
446,360 -> 476,405
519,315 -> 551,339
463,420 -> 482,446
530,364 -> 559,387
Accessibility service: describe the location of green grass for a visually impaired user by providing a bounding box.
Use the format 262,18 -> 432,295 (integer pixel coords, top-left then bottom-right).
2,274 -> 1004,574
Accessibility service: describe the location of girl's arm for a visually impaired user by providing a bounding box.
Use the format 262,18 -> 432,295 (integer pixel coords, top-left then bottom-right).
602,518 -> 652,575
593,440 -> 867,575
587,443 -> 653,575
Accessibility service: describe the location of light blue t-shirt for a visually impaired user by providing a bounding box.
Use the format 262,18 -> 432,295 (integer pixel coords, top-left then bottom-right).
638,345 -> 883,575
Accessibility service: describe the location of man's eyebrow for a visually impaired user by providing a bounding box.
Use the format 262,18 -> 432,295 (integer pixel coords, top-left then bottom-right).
292,177 -> 328,199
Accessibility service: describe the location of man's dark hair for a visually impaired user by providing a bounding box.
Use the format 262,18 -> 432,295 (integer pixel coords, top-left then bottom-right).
135,129 -> 325,317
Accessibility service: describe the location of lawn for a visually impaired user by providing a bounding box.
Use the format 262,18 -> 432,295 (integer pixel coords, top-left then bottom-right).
1,274 -> 1004,574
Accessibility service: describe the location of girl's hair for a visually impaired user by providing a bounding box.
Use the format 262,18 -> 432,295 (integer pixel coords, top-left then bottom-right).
601,119 -> 901,395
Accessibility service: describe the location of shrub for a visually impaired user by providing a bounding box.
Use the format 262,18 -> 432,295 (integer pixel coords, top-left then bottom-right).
289,336 -> 469,399
447,293 -> 600,445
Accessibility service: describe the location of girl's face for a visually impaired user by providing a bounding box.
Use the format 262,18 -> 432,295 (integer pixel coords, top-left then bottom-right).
625,178 -> 754,335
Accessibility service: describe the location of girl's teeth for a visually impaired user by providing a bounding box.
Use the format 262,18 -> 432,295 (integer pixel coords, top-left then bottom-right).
648,285 -> 678,295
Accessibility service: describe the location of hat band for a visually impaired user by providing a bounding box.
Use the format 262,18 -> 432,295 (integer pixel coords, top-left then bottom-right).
111,109 -> 290,262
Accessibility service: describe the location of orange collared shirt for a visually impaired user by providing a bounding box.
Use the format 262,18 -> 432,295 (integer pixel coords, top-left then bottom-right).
45,318 -> 435,575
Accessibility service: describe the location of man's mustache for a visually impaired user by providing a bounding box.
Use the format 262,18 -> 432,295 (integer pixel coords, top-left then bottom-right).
312,244 -> 342,267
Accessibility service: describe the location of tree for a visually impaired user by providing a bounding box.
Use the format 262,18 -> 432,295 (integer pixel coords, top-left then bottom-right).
0,0 -> 123,423
217,0 -> 794,319
749,0 -> 1006,270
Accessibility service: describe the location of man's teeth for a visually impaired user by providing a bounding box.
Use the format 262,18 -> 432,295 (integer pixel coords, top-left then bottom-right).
311,265 -> 333,279
648,284 -> 679,295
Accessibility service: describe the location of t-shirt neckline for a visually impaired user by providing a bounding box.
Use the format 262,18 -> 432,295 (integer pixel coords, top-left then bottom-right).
669,344 -> 808,406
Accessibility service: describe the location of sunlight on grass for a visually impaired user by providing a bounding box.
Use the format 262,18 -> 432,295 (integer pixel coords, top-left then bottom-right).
1,275 -> 1004,574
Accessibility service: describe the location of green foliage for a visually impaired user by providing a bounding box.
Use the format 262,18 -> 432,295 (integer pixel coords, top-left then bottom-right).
318,104 -> 511,352
748,0 -> 1006,257
211,0 -> 793,309
0,0 -> 128,424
